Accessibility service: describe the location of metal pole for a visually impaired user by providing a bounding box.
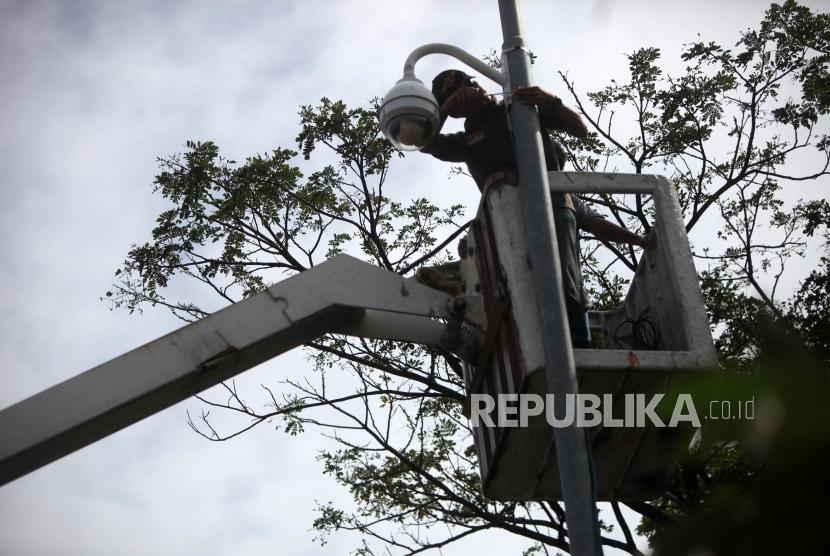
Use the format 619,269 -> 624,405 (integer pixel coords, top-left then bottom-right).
497,1 -> 602,554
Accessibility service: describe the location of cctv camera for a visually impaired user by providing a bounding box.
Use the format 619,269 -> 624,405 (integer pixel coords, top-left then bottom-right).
379,77 -> 441,151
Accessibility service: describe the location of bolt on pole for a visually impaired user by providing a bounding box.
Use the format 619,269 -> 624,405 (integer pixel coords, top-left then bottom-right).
497,0 -> 602,554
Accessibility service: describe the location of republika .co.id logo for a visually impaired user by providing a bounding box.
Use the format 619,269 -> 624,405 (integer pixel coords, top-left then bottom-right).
469,393 -> 755,429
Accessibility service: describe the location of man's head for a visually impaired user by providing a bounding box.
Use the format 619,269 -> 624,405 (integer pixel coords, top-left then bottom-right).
432,70 -> 474,106
432,69 -> 492,117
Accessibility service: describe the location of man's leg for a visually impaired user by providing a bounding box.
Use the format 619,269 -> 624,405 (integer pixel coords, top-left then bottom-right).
553,206 -> 592,348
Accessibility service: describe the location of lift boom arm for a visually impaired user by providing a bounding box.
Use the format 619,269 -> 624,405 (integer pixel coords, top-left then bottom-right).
0,255 -> 461,486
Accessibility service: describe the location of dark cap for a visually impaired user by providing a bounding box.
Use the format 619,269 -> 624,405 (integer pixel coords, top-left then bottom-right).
431,69 -> 474,107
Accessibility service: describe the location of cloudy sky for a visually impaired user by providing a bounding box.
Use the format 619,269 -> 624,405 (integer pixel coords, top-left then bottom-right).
1,1 -> 826,555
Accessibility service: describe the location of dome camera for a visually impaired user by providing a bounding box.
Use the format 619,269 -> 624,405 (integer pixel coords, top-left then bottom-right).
379,77 -> 441,151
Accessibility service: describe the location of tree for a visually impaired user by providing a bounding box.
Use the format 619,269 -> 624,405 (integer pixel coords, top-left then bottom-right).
108,1 -> 829,553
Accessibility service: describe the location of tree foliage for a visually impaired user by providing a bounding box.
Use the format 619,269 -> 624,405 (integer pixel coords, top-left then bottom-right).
108,2 -> 828,554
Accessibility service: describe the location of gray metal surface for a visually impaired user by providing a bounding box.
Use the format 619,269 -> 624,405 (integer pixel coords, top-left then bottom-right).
0,255 -> 456,486
498,2 -> 601,554
402,43 -> 507,86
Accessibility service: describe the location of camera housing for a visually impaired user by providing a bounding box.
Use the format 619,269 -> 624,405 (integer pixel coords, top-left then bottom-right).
378,77 -> 441,151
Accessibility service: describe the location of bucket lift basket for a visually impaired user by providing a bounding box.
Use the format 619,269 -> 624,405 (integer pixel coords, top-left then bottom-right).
459,171 -> 717,502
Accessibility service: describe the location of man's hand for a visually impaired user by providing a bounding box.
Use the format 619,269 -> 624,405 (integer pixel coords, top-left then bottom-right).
512,86 -> 561,108
636,231 -> 656,249
441,86 -> 489,118
512,86 -> 587,139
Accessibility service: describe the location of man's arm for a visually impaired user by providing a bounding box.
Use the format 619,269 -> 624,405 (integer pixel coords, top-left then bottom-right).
420,86 -> 484,157
418,104 -> 451,156
583,217 -> 653,248
419,131 -> 463,160
512,86 -> 588,139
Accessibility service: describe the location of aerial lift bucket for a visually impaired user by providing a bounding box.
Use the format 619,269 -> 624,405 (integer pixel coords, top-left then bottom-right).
456,172 -> 717,502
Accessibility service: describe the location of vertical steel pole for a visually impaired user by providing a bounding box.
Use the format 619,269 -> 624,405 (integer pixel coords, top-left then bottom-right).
497,1 -> 602,554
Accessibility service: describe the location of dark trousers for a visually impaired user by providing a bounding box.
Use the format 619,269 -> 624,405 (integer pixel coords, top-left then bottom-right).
553,207 -> 591,348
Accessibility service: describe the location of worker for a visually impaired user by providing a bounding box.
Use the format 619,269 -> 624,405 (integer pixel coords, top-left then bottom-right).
419,69 -> 651,347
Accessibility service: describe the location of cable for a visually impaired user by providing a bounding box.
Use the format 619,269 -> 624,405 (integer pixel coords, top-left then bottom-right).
611,311 -> 660,350
399,220 -> 472,275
